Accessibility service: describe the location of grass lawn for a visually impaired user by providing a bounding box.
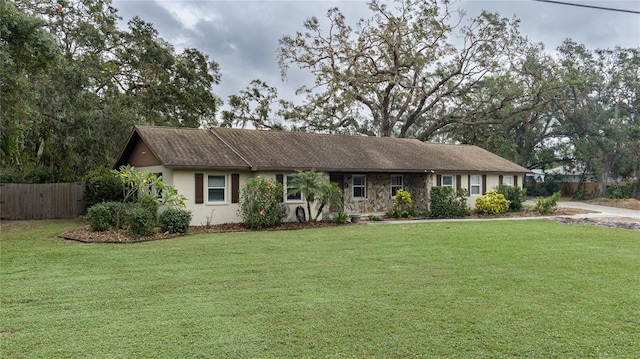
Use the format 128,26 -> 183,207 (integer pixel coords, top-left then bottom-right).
1,219 -> 639,358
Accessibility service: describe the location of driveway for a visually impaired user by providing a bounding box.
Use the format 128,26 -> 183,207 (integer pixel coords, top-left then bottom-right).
556,201 -> 640,220
374,200 -> 640,225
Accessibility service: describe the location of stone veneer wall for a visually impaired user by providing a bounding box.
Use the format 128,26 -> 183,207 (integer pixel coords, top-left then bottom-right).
342,173 -> 431,214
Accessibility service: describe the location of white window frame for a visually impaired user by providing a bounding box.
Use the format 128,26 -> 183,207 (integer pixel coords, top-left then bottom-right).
285,174 -> 303,202
442,175 -> 453,188
352,174 -> 366,199
207,174 -> 227,203
390,175 -> 403,197
503,176 -> 513,186
470,175 -> 481,195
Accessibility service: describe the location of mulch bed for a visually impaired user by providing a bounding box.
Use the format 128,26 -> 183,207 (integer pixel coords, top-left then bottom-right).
59,205 -> 638,243
60,221 -> 354,243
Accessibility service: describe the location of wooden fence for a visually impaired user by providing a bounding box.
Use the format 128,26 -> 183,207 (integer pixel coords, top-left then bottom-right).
0,182 -> 85,220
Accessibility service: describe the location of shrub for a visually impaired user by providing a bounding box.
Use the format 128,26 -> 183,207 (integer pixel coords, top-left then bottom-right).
606,185 -> 631,199
388,189 -> 417,218
536,191 -> 561,215
24,166 -> 53,183
333,212 -> 350,224
475,190 -> 511,215
159,208 -> 192,234
84,167 -> 124,207
238,177 -> 285,229
125,204 -> 157,237
496,184 -> 527,212
87,202 -> 119,232
430,187 -> 470,218
0,168 -> 24,183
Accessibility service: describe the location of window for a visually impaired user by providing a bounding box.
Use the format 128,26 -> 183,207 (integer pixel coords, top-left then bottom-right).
442,175 -> 453,188
390,175 -> 403,197
147,172 -> 163,200
503,176 -> 513,186
470,175 -> 481,195
352,175 -> 366,198
207,175 -> 226,202
286,175 -> 302,201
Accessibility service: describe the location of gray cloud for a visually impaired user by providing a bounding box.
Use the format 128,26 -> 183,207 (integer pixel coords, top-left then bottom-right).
113,0 -> 640,114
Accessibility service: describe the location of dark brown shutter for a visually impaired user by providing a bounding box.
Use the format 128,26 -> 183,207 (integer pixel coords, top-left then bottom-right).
436,174 -> 442,187
195,173 -> 204,204
456,175 -> 461,192
482,174 -> 487,195
276,174 -> 284,202
231,174 -> 240,203
468,175 -> 471,196
514,175 -> 518,187
499,175 -> 503,185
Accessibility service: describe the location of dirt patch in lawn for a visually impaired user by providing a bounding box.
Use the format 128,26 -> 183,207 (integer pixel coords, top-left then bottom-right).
586,198 -> 640,210
554,217 -> 640,231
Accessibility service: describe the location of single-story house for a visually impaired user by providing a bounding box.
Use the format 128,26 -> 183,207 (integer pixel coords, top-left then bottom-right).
115,126 -> 530,225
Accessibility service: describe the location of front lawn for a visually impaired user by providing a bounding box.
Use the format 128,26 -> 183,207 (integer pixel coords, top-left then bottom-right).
1,219 -> 638,358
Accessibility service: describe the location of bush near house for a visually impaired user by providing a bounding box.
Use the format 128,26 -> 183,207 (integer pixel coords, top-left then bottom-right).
430,187 -> 470,218
86,165 -> 187,236
84,166 -> 125,207
86,201 -> 120,231
387,189 -> 418,218
159,209 -> 193,234
496,184 -> 527,212
475,191 -> 510,215
238,177 -> 285,229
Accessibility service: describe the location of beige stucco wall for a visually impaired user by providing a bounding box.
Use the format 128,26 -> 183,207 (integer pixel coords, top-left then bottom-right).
172,170 -> 325,225
134,166 -> 525,224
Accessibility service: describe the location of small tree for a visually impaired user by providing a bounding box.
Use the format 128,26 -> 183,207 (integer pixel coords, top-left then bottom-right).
313,181 -> 343,221
112,165 -> 186,231
287,170 -> 342,222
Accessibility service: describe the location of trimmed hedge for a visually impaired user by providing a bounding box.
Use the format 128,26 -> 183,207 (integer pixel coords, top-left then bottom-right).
125,204 -> 157,237
87,201 -> 120,232
430,187 -> 470,218
159,208 -> 192,234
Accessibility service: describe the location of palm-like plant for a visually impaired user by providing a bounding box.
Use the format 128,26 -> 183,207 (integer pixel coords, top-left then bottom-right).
288,170 -> 343,221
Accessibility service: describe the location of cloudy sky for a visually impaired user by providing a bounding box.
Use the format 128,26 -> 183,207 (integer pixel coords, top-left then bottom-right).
112,0 -> 640,109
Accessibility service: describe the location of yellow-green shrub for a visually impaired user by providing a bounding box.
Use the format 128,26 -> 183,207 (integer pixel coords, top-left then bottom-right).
474,190 -> 510,215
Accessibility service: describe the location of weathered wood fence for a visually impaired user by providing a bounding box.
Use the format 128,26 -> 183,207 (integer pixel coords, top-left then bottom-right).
0,182 -> 85,220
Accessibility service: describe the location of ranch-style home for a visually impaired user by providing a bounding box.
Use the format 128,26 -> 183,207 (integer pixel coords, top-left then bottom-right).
116,126 -> 530,225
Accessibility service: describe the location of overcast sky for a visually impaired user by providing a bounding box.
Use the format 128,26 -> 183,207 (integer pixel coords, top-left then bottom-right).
112,0 -> 640,110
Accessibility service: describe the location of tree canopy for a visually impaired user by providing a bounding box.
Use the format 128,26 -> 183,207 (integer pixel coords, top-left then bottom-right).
1,0 -> 222,182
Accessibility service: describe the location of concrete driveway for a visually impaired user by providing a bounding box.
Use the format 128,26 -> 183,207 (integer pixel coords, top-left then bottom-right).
556,201 -> 640,220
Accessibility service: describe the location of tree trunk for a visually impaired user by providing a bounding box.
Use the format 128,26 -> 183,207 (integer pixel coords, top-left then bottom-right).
596,152 -> 616,198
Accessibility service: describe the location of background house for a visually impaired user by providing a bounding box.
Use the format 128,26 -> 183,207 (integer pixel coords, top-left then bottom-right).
116,126 -> 530,225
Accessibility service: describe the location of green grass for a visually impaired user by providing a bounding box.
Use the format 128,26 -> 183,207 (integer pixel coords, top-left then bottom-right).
1,219 -> 639,358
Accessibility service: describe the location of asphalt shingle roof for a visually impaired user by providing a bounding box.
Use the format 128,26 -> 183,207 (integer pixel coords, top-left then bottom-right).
118,126 -> 529,174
